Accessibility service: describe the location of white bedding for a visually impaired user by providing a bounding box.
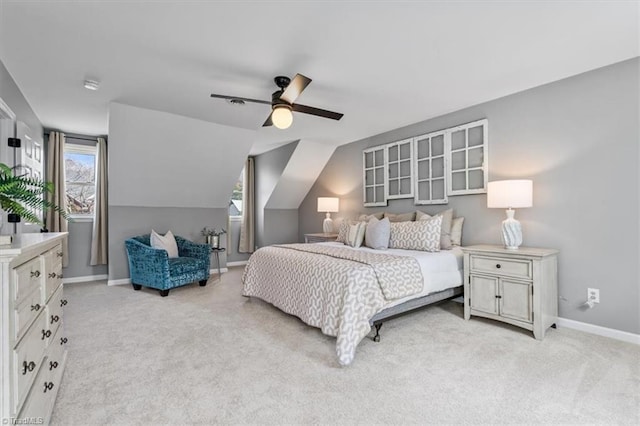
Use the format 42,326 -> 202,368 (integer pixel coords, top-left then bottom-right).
317,242 -> 463,310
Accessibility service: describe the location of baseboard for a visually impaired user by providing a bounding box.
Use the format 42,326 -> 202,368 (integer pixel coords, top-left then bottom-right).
209,267 -> 229,274
107,278 -> 131,286
63,274 -> 108,284
557,317 -> 640,345
227,260 -> 248,267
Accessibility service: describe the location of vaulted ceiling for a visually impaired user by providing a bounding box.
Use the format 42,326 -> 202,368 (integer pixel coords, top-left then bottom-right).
0,1 -> 637,154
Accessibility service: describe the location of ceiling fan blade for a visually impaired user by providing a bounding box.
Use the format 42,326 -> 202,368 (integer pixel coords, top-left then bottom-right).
262,113 -> 273,127
291,103 -> 344,121
210,93 -> 271,105
280,74 -> 312,104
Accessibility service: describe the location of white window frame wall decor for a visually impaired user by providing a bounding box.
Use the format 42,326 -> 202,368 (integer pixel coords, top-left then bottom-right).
446,119 -> 488,196
414,130 -> 448,205
385,137 -> 414,200
363,145 -> 387,206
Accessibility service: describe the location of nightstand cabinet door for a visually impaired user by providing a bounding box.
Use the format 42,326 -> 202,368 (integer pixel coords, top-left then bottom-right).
469,275 -> 499,315
500,279 -> 532,323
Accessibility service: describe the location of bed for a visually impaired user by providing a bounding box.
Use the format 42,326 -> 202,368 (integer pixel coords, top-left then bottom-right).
242,242 -> 463,366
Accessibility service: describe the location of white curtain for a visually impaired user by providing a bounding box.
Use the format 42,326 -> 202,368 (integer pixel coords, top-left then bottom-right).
238,157 -> 254,253
46,131 -> 69,267
90,137 -> 108,265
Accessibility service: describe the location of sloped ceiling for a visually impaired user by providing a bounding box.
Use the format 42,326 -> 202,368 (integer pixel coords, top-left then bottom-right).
0,1 -> 637,155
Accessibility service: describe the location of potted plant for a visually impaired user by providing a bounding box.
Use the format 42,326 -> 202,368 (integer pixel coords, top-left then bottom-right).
0,163 -> 68,234
201,227 -> 226,249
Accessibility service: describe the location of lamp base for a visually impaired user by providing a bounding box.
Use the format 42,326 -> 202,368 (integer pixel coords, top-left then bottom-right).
501,209 -> 523,250
322,213 -> 334,233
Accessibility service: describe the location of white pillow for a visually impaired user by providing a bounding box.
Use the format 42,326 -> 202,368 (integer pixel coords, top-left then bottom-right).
345,222 -> 366,248
389,216 -> 442,252
150,230 -> 179,258
451,217 -> 465,246
365,217 -> 390,250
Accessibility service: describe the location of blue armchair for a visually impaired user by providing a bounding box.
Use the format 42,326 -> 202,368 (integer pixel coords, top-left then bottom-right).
124,234 -> 211,297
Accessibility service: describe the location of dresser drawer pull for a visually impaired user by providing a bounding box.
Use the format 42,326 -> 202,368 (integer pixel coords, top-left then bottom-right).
60,337 -> 68,345
31,304 -> 41,312
49,361 -> 59,370
57,273 -> 64,279
495,264 -> 501,269
60,299 -> 68,307
48,272 -> 57,278
22,361 -> 36,375
43,382 -> 54,393
51,315 -> 60,324
30,270 -> 41,278
495,295 -> 502,299
56,252 -> 63,257
41,329 -> 52,340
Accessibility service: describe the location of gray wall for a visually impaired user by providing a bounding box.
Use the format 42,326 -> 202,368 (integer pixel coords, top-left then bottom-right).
299,58 -> 639,334
0,59 -> 42,137
254,141 -> 299,248
108,206 -> 229,280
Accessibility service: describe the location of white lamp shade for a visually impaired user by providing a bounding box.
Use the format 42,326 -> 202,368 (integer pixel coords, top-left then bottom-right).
271,106 -> 293,129
317,197 -> 339,213
487,180 -> 533,209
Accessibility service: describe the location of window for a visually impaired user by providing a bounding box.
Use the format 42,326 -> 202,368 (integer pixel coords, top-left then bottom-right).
64,144 -> 97,218
229,169 -> 243,217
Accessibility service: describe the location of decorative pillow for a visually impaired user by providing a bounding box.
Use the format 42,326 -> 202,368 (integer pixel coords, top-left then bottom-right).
388,216 -> 442,252
357,212 -> 384,221
417,209 -> 454,250
336,220 -> 362,243
345,222 -> 366,248
364,217 -> 390,250
150,229 -> 179,258
451,217 -> 465,246
384,211 -> 416,222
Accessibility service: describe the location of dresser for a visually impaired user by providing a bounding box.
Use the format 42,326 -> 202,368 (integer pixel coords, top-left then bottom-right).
1,233 -> 68,424
461,244 -> 558,340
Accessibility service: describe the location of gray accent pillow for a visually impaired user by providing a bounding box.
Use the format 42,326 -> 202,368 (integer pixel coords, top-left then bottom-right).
451,217 -> 464,246
345,222 -> 366,248
358,212 -> 384,221
417,209 -> 454,250
365,217 -> 390,249
384,211 -> 416,222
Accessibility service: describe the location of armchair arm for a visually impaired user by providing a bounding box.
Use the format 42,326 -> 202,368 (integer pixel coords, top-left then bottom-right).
175,236 -> 211,260
125,238 -> 170,284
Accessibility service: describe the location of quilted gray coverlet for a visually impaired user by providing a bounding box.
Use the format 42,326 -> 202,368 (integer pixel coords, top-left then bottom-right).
242,243 -> 424,365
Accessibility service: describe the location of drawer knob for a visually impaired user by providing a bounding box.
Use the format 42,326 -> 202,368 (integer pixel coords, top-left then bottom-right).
31,270 -> 41,278
49,361 -> 59,370
51,315 -> 60,324
22,361 -> 36,375
60,337 -> 68,345
57,273 -> 63,279
496,264 -> 501,269
41,329 -> 52,340
56,252 -> 63,257
43,381 -> 54,393
60,299 -> 68,307
30,304 -> 41,312
48,272 -> 57,278
495,295 -> 502,299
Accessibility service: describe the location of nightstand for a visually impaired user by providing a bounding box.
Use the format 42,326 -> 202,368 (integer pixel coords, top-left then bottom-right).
304,233 -> 338,243
461,245 -> 559,340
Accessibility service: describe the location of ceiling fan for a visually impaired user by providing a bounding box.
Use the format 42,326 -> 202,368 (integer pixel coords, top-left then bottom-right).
210,73 -> 343,129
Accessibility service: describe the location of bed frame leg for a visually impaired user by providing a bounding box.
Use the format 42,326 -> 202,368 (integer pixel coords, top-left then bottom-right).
373,323 -> 382,342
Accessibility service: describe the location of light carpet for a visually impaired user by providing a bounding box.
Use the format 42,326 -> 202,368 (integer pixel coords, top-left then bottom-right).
51,267 -> 639,425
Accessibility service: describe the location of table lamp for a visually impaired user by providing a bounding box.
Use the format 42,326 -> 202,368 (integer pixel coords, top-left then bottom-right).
317,197 -> 339,233
487,180 -> 533,249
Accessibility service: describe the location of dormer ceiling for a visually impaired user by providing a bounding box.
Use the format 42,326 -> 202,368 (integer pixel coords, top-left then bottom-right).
0,2 -> 637,155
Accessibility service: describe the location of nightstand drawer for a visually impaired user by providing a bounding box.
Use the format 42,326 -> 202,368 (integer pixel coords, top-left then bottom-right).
470,255 -> 532,280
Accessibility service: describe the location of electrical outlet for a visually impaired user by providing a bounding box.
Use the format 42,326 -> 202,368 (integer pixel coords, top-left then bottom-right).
588,288 -> 600,304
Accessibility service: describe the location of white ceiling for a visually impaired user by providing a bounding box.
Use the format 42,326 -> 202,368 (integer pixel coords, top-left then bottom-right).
0,1 -> 637,154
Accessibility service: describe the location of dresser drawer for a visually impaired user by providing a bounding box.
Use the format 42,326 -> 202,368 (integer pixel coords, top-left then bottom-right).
46,286 -> 64,338
13,257 -> 42,303
43,245 -> 63,302
13,313 -> 47,413
14,289 -> 44,342
46,325 -> 67,381
18,362 -> 51,423
470,255 -> 532,280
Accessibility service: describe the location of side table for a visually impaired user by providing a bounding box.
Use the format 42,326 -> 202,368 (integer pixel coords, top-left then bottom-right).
211,247 -> 226,278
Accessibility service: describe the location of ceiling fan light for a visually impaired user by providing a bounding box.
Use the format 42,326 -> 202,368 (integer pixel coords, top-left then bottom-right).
272,105 -> 293,129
